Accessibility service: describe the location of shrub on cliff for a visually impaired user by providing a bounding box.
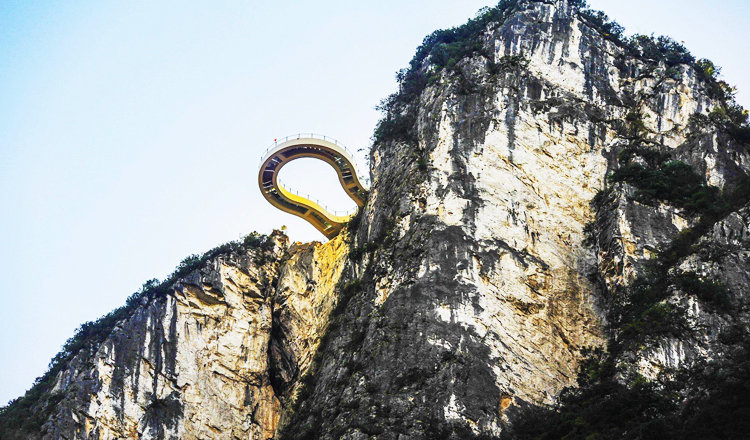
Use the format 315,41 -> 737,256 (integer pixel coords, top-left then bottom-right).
374,0 -> 524,145
510,330 -> 750,440
0,231 -> 273,439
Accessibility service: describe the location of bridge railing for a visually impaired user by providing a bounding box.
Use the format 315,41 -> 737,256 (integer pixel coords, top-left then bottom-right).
258,133 -> 357,167
275,178 -> 359,217
257,133 -> 371,185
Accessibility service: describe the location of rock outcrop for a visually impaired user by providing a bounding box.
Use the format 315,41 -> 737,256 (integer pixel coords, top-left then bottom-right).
0,232 -> 349,439
280,0 -> 750,437
2,0 -> 749,439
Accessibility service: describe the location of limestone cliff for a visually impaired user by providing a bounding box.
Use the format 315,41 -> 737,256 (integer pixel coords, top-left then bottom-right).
0,232 -> 350,439
277,0 -> 750,437
2,0 -> 749,439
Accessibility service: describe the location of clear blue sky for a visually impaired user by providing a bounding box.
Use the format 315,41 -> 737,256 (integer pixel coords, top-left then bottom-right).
1,0 -> 748,405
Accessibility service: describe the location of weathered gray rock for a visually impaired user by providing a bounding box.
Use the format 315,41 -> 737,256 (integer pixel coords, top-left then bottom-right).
16,232 -> 349,440
3,1 -> 749,439
280,0 -> 749,438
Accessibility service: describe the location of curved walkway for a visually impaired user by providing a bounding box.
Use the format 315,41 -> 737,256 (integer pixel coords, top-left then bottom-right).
257,134 -> 369,239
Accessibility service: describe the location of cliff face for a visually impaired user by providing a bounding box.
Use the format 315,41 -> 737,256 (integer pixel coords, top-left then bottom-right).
1,232 -> 349,439
281,0 -> 750,437
3,0 -> 749,439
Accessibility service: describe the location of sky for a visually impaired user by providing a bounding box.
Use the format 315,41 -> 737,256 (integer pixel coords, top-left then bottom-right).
0,0 -> 748,405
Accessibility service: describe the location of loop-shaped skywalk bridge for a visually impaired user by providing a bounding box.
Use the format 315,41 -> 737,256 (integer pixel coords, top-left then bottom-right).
258,134 -> 369,239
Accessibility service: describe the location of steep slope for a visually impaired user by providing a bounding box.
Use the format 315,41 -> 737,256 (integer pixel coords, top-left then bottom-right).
280,0 -> 750,438
3,0 -> 750,439
0,232 -> 351,439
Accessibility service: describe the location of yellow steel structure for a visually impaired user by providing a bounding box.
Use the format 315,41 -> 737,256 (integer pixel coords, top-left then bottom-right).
258,135 -> 369,239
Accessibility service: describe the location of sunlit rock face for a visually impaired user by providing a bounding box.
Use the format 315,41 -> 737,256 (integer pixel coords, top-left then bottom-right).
628,204 -> 750,381
32,232 -> 349,440
281,0 -> 748,438
5,0 -> 750,439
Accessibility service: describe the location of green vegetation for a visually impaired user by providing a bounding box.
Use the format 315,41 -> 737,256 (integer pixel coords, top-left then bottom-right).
510,13 -> 750,425
511,156 -> 748,437
508,347 -> 680,440
611,159 -> 728,215
510,326 -> 750,440
627,35 -> 694,67
343,206 -> 364,235
511,110 -> 750,438
368,1 -> 750,437
575,4 -> 750,149
710,105 -> 750,144
374,0 -> 750,155
374,0 -> 524,145
673,272 -> 732,311
603,120 -> 749,343
687,61 -> 750,145
578,8 -> 624,42
0,232 -> 274,439
609,92 -> 746,229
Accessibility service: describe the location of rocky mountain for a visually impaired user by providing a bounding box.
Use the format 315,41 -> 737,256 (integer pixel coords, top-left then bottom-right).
2,0 -> 749,438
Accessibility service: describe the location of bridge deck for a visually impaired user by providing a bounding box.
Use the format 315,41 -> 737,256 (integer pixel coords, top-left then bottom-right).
257,136 -> 369,239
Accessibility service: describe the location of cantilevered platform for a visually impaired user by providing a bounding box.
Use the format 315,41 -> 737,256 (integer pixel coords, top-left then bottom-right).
257,135 -> 369,239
